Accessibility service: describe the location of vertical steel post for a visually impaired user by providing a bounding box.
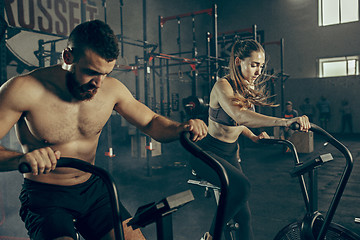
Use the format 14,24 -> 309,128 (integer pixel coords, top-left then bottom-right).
158,16 -> 165,115
280,38 -> 285,115
212,4 -> 218,82
135,56 -> 141,162
166,59 -> 170,117
191,16 -> 197,97
0,0 -> 7,86
143,0 -> 152,177
206,32 -> 212,98
38,40 -> 45,67
252,24 -> 257,41
152,58 -> 157,112
177,18 -> 182,80
102,0 -> 107,23
120,1 -> 124,58
80,0 -> 86,22
50,42 -> 57,65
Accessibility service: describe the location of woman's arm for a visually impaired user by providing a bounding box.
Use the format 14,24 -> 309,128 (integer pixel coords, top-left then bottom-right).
213,79 -> 310,131
241,126 -> 269,143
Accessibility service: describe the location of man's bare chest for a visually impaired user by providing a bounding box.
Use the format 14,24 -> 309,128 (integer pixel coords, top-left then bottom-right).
23,97 -> 114,144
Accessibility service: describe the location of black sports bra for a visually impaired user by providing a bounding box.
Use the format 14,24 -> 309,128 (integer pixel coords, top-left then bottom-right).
209,104 -> 255,126
209,107 -> 237,126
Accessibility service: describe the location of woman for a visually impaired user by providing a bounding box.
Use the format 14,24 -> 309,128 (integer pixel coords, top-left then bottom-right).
193,40 -> 310,240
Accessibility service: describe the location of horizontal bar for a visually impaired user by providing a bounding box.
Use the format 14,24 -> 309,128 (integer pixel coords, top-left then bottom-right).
218,28 -> 253,36
151,52 -> 200,64
263,40 -> 281,46
160,8 -> 213,27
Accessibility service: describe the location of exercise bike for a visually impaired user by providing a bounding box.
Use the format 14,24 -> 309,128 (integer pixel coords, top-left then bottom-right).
180,123 -> 360,240
259,123 -> 360,240
180,131 -> 250,240
187,168 -> 239,240
18,158 -> 194,240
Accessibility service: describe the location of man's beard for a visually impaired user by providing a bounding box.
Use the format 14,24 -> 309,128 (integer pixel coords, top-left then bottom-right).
66,72 -> 98,101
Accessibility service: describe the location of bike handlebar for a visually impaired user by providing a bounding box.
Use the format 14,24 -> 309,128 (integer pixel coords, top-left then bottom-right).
258,122 -> 301,165
18,158 -> 125,240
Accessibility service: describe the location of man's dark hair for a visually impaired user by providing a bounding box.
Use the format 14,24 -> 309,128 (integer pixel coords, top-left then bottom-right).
67,20 -> 119,61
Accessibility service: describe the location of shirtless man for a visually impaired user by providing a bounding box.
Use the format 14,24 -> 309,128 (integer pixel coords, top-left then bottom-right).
0,20 -> 207,240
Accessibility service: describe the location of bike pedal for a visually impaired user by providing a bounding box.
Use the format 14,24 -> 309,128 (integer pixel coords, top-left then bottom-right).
226,222 -> 239,230
200,232 -> 212,240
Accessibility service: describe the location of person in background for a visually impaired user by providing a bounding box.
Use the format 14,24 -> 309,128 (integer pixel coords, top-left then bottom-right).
193,39 -> 310,240
340,99 -> 353,134
317,95 -> 331,131
299,97 -> 316,122
280,101 -> 299,152
0,20 -> 207,240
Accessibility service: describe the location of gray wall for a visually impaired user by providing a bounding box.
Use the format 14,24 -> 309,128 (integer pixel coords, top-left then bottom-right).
216,0 -> 360,78
284,76 -> 360,133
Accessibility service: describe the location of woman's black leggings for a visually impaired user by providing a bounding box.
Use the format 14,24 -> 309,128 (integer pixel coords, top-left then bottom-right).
189,134 -> 253,239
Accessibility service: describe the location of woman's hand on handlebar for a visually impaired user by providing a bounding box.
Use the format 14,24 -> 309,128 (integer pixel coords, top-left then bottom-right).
18,147 -> 61,175
250,131 -> 270,143
288,115 -> 311,132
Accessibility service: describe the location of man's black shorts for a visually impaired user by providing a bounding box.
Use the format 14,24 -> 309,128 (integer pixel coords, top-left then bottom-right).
19,175 -> 131,240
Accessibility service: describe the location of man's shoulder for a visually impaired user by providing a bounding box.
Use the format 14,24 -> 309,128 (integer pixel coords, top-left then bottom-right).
9,72 -> 46,92
1,67 -> 56,104
2,73 -> 35,91
103,76 -> 131,96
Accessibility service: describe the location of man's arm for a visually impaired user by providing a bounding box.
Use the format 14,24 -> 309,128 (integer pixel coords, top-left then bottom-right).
0,76 -> 60,174
139,114 -> 207,142
113,80 -> 207,142
0,146 -> 23,171
0,77 -> 28,171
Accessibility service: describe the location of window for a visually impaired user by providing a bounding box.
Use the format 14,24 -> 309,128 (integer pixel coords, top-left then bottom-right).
319,56 -> 359,77
319,0 -> 359,26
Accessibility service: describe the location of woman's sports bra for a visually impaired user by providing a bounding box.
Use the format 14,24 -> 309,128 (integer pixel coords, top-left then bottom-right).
209,106 -> 238,126
209,104 -> 255,126
209,76 -> 256,126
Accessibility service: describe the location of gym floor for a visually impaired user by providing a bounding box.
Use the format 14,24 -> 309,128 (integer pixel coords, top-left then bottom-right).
0,132 -> 360,240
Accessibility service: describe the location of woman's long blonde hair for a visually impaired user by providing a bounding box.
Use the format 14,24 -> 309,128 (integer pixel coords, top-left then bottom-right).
227,39 -> 277,108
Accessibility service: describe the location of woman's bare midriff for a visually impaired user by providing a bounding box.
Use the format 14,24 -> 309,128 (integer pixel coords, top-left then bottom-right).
208,119 -> 245,143
24,168 -> 92,186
